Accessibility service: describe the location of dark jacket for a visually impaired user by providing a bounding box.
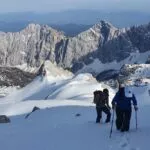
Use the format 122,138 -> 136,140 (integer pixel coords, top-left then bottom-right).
112,87 -> 137,110
103,92 -> 110,108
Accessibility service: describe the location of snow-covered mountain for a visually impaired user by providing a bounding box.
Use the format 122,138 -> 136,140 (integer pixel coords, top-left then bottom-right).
0,61 -> 73,97
0,21 -> 150,75
95,64 -> 150,88
118,64 -> 150,86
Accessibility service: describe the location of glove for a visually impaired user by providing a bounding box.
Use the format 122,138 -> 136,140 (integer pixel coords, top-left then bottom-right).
134,105 -> 138,111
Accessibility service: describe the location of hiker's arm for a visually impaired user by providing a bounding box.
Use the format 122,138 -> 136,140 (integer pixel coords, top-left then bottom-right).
112,93 -> 119,109
106,97 -> 110,108
132,94 -> 138,111
132,94 -> 137,106
112,93 -> 118,105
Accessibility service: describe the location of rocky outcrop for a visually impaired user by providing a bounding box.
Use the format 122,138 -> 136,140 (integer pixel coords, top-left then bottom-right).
25,106 -> 40,119
118,64 -> 150,86
96,70 -> 119,81
0,24 -> 65,67
0,67 -> 36,87
0,115 -> 10,123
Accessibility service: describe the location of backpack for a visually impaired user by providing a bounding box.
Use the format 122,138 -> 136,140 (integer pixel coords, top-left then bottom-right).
93,90 -> 105,106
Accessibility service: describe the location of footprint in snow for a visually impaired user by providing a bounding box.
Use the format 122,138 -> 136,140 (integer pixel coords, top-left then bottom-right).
119,136 -> 129,149
119,134 -> 140,150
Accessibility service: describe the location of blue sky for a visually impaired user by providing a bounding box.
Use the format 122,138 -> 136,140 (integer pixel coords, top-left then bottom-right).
0,0 -> 149,13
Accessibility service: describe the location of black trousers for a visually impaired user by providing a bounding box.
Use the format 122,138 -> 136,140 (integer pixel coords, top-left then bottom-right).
115,107 -> 131,131
96,106 -> 111,123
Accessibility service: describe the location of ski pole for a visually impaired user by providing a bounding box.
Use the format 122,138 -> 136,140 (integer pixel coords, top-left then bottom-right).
109,108 -> 115,138
135,110 -> 138,130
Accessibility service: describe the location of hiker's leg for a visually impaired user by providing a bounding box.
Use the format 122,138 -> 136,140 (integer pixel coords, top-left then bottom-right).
102,106 -> 111,122
123,109 -> 132,131
116,107 -> 124,130
96,107 -> 102,123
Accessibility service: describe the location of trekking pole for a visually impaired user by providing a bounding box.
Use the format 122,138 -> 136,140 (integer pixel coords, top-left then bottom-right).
135,110 -> 138,130
109,108 -> 115,138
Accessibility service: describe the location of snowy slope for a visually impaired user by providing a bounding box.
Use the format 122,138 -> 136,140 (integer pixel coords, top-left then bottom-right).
0,89 -> 150,150
0,70 -> 150,150
78,51 -> 150,74
0,72 -> 112,116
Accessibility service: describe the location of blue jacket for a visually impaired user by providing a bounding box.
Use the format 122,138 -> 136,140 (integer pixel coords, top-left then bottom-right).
112,88 -> 137,110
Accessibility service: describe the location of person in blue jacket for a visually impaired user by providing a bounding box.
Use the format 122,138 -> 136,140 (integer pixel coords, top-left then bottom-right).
112,84 -> 138,132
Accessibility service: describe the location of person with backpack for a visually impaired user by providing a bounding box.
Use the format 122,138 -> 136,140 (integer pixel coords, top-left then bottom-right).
37,63 -> 45,76
42,68 -> 46,77
93,89 -> 111,123
37,63 -> 47,80
112,84 -> 138,132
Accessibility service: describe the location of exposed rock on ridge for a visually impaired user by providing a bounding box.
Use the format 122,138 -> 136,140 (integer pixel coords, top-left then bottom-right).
0,67 -> 36,87
0,21 -> 150,74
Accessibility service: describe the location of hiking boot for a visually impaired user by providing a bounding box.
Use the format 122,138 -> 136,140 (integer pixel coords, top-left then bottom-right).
121,128 -> 125,132
116,126 -> 121,130
96,120 -> 100,123
105,120 -> 110,123
105,118 -> 110,123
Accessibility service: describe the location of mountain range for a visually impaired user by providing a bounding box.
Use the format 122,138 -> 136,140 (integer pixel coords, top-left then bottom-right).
0,21 -> 150,73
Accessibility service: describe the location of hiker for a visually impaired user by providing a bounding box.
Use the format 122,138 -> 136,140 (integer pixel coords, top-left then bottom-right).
112,84 -> 138,132
93,89 -> 111,123
37,63 -> 46,77
42,69 -> 46,77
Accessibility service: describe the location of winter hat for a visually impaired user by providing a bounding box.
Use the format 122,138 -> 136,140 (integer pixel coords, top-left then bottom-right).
103,88 -> 109,93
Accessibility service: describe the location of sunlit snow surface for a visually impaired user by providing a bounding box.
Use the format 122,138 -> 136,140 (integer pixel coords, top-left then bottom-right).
0,70 -> 150,150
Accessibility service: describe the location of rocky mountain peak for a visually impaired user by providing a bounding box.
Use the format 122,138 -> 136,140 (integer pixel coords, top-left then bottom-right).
91,20 -> 117,33
95,20 -> 115,29
25,24 -> 41,32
